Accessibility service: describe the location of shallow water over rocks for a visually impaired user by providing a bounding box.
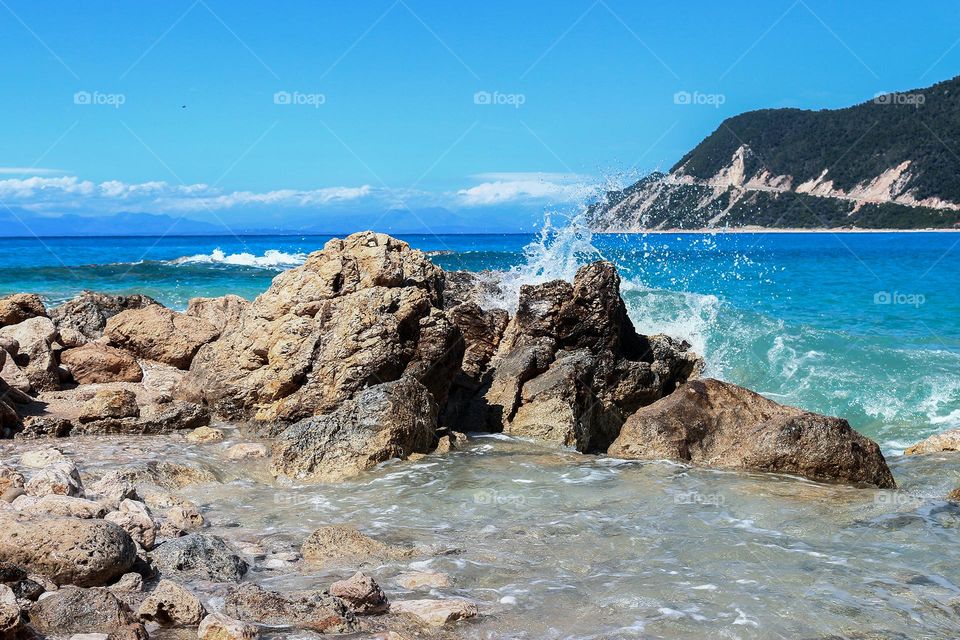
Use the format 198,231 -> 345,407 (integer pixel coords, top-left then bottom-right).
5,429 -> 960,639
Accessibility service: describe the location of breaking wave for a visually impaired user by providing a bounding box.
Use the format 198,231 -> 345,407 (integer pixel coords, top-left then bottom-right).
169,248 -> 307,269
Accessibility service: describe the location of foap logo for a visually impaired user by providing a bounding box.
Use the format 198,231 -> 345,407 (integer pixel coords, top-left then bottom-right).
674,90 -> 726,108
874,91 -> 925,107
273,91 -> 326,108
874,291 -> 926,307
73,90 -> 126,108
473,90 -> 526,108
473,489 -> 526,507
674,491 -> 726,507
874,492 -> 925,509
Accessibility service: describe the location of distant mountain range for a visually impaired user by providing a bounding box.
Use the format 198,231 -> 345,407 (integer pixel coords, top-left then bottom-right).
589,75 -> 960,230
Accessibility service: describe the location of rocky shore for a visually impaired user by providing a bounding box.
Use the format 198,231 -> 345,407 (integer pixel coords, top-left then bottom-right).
0,231 -> 922,638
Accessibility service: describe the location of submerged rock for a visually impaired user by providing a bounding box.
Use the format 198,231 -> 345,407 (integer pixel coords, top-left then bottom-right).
390,598 -> 478,626
149,534 -> 248,582
222,583 -> 358,633
300,525 -> 420,567
329,571 -> 389,615
271,377 -> 437,482
0,513 -> 136,586
608,378 -> 896,488
198,612 -> 260,640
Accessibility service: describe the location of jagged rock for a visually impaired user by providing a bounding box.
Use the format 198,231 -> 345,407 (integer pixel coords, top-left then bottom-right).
441,270 -> 503,309
390,599 -> 478,626
0,596 -> 20,634
495,263 -> 701,451
87,472 -> 138,509
198,612 -> 260,640
0,317 -> 62,391
105,500 -> 158,550
24,461 -> 83,497
186,426 -> 224,444
105,305 -> 219,370
186,295 -> 249,335
179,232 -> 455,424
329,572 -> 388,615
608,378 -> 896,488
0,513 -> 135,586
163,504 -> 205,533
271,377 -> 438,482
394,571 -> 451,590
149,534 -> 247,582
137,579 -> 206,626
300,525 -> 420,567
50,292 -> 157,344
905,428 -> 960,455
0,294 -> 46,327
0,467 -> 24,495
61,343 -> 143,384
21,495 -> 107,519
71,400 -> 211,436
225,443 -> 267,460
222,583 -> 357,633
12,577 -> 43,601
28,586 -> 136,634
79,389 -> 140,423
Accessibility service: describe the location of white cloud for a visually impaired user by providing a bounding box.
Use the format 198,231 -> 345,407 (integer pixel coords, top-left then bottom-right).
456,176 -> 594,206
158,185 -> 373,211
0,167 -> 65,176
0,176 -> 96,199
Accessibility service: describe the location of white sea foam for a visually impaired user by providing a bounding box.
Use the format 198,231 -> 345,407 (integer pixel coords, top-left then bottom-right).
170,248 -> 307,269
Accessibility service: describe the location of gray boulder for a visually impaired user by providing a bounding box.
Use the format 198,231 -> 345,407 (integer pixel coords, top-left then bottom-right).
149,534 -> 248,582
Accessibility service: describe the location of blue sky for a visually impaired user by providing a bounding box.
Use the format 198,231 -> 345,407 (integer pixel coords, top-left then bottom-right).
1,0 -> 959,232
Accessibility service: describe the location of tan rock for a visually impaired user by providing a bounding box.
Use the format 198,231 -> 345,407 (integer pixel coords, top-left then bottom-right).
21,495 -> 107,519
226,443 -> 267,460
329,571 -> 388,615
19,447 -> 67,468
138,579 -> 206,626
0,466 -> 24,494
61,343 -> 143,384
25,461 -> 84,497
109,573 -> 143,594
105,499 -> 158,550
394,571 -> 451,590
609,378 -> 896,488
0,316 -> 62,391
198,612 -> 260,640
186,426 -> 224,444
105,305 -> 219,369
29,586 -> 136,634
50,291 -> 157,343
79,389 -> 140,423
905,428 -> 960,455
186,295 -> 248,335
0,294 -> 46,327
222,583 -> 357,633
390,598 -> 478,626
300,525 -> 419,567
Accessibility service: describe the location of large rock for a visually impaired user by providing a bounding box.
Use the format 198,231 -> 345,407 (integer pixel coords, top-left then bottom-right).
0,513 -> 136,586
179,232 -> 457,424
137,579 -> 206,626
20,495 -> 106,519
455,262 -> 702,452
24,461 -> 83,497
78,389 -> 140,423
300,525 -> 420,567
198,612 -> 260,640
186,295 -> 249,335
222,583 -> 358,633
905,428 -> 960,455
28,586 -> 136,634
0,294 -> 46,327
608,378 -> 896,488
105,305 -> 219,369
50,291 -> 157,345
271,377 -> 438,482
61,343 -> 143,384
390,599 -> 479,626
149,534 -> 248,582
0,316 -> 63,391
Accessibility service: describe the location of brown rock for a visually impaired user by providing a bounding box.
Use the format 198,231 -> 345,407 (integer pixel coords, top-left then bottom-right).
198,612 -> 260,640
79,389 -> 140,423
394,571 -> 451,590
905,428 -> 960,455
0,513 -> 136,586
61,343 -> 143,384
225,443 -> 267,460
21,495 -> 107,519
329,571 -> 388,615
0,317 -> 62,391
186,295 -> 248,335
0,294 -> 46,327
271,377 -> 438,482
28,586 -> 135,634
137,579 -> 206,626
105,500 -> 158,550
105,305 -> 219,369
185,426 -> 224,444
222,583 -> 357,633
948,487 -> 960,502
50,292 -> 157,343
608,378 -> 896,488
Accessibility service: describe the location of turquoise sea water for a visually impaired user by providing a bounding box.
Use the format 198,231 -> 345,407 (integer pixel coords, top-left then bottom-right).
1,229 -> 958,453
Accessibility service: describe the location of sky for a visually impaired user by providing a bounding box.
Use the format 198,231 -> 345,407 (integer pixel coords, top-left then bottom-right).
1,0 -> 959,233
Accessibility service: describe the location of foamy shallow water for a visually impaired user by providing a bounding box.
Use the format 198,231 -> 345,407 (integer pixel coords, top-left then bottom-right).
6,431 -> 960,639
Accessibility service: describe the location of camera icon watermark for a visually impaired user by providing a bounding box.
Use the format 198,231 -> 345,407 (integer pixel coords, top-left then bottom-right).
473,488 -> 526,507
873,291 -> 925,307
674,90 -> 726,108
874,91 -> 925,107
73,90 -> 126,109
273,90 -> 326,108
473,90 -> 526,109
